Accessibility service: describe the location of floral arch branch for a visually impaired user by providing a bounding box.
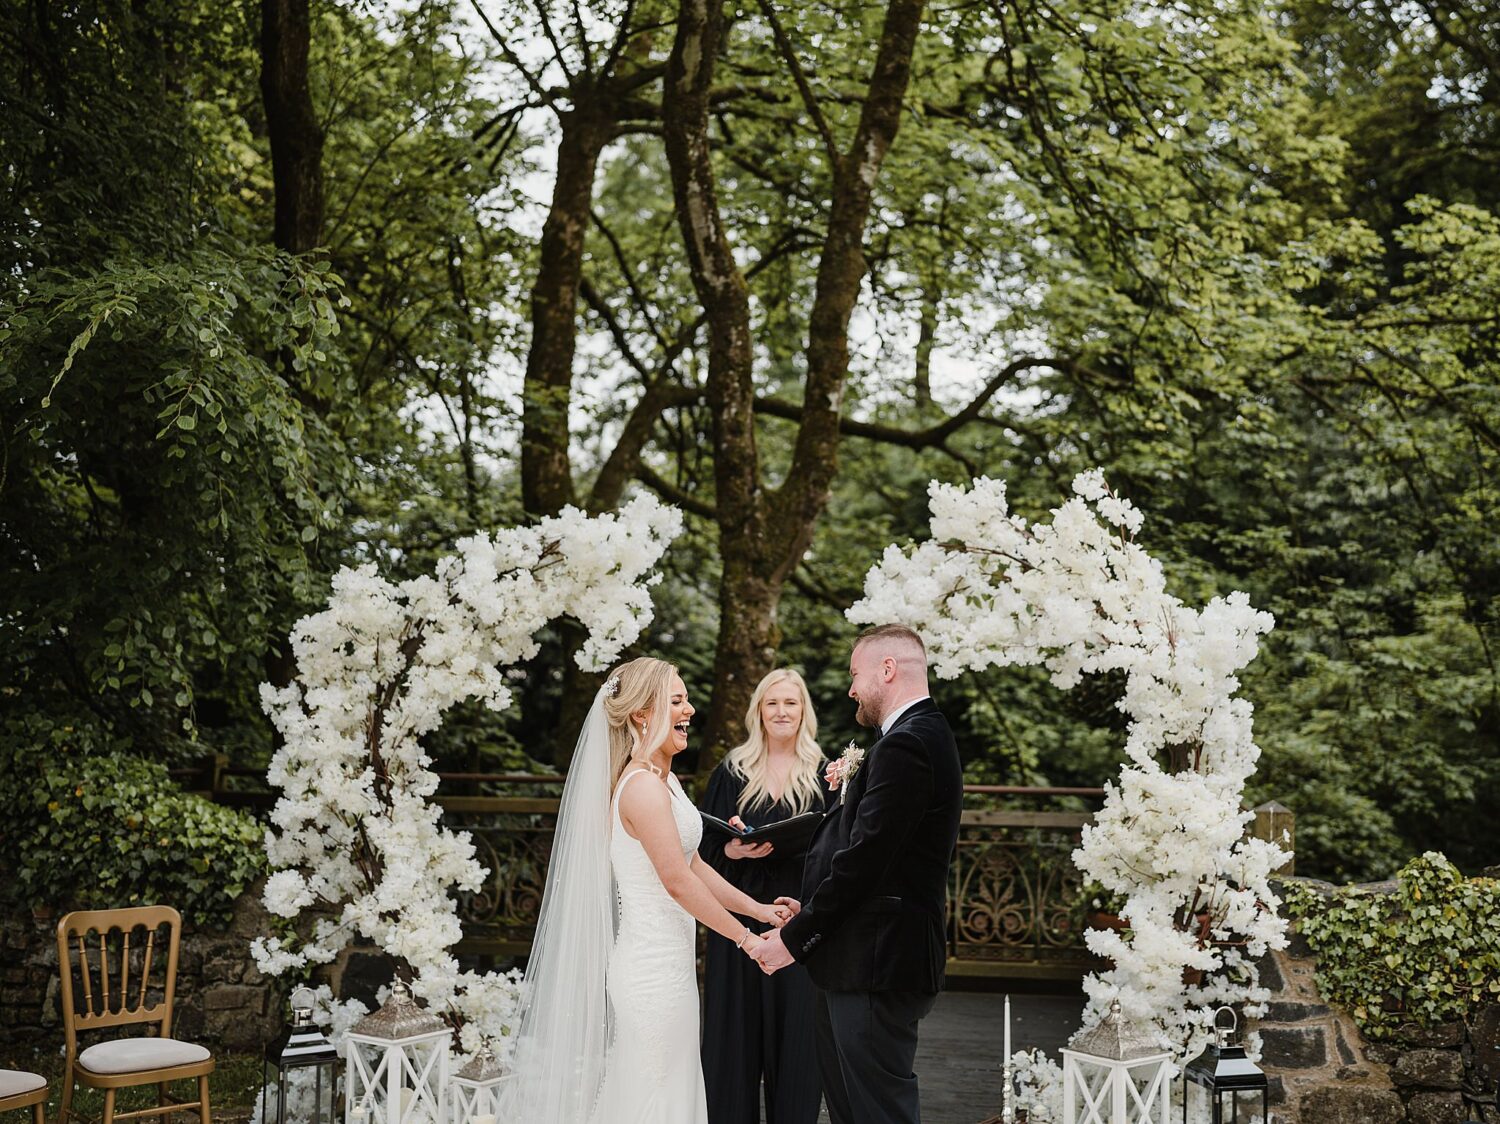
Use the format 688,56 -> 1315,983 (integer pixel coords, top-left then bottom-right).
846,471 -> 1290,1114
250,494 -> 682,1053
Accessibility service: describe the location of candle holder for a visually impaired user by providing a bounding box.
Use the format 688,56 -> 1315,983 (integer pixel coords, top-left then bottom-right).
260,986 -> 339,1124
344,982 -> 450,1124
450,1042 -> 510,1124
1062,999 -> 1172,1124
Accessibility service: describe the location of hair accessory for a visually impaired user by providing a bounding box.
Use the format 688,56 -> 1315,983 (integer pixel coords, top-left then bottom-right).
603,675 -> 621,698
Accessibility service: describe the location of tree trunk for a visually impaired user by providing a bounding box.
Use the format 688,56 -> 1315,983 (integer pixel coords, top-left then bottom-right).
259,0 -> 323,255
518,100 -> 617,767
521,105 -> 613,517
663,0 -> 766,764
257,0 -> 324,696
699,542 -> 788,761
662,0 -> 928,769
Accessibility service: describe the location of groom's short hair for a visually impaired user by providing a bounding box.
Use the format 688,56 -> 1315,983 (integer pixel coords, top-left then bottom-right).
854,623 -> 926,665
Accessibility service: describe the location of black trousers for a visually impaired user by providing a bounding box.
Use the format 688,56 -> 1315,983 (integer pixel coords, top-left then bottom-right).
814,987 -> 938,1124
701,935 -> 823,1124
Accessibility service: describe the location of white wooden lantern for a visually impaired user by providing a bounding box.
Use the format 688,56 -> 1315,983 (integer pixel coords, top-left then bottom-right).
449,1042 -> 511,1124
1062,999 -> 1172,1124
345,982 -> 450,1124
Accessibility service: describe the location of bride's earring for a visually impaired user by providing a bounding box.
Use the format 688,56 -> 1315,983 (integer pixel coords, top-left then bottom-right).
638,719 -> 664,778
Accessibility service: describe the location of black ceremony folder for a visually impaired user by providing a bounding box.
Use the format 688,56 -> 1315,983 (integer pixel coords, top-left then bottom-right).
699,810 -> 826,852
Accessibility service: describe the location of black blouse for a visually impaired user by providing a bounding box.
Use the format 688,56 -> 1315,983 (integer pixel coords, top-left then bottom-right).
697,761 -> 835,906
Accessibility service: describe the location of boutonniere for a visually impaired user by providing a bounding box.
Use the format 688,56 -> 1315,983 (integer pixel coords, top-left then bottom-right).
825,742 -> 866,805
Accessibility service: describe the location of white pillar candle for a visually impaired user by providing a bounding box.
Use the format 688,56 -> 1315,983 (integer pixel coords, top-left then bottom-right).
1003,994 -> 1012,1119
1004,993 -> 1011,1060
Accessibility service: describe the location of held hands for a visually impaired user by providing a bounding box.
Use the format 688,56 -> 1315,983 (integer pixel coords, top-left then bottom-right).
749,928 -> 796,975
737,897 -> 797,963
757,900 -> 795,928
723,816 -> 774,860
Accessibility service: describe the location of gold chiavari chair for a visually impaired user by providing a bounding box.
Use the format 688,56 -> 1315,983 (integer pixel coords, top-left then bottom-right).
0,1070 -> 47,1124
55,906 -> 213,1124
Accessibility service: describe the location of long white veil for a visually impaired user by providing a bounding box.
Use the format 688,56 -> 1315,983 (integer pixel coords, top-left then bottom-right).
497,687 -> 614,1122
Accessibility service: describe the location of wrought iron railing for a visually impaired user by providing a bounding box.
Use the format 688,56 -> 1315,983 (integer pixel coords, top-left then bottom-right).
181,762 -> 1109,977
440,781 -> 1105,978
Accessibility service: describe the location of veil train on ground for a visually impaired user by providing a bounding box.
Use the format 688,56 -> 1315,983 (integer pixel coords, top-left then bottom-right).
496,687 -> 615,1123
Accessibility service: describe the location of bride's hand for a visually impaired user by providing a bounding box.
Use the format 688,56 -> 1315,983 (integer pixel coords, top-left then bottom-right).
738,930 -> 766,958
757,901 -> 794,928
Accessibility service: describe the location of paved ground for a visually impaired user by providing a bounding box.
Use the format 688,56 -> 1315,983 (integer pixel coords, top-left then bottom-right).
766,985 -> 1087,1124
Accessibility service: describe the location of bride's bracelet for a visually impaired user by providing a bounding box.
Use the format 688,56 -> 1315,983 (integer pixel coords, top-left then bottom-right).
735,928 -> 754,950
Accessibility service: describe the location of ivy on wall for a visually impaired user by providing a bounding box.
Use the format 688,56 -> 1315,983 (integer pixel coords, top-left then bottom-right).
1,715 -> 264,926
1283,853 -> 1500,1038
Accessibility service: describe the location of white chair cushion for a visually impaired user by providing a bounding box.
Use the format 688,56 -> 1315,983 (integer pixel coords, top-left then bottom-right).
79,1037 -> 211,1075
0,1070 -> 46,1099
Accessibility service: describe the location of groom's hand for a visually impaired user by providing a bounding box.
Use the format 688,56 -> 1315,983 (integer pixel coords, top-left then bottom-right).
773,896 -> 802,917
751,929 -> 795,974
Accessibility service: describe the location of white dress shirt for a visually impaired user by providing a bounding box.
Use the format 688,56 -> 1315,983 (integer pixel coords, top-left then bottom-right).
880,695 -> 930,736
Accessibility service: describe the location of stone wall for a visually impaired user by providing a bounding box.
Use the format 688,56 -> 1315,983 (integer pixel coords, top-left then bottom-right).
0,889 -> 422,1058
0,895 -> 287,1053
1252,883 -> 1499,1124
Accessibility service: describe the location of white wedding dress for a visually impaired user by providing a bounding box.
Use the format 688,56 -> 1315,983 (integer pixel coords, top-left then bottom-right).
593,768 -> 709,1123
497,688 -> 708,1124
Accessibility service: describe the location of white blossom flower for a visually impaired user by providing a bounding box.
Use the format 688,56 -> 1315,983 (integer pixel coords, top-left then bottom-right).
849,472 -> 1287,1097
254,495 -> 681,1027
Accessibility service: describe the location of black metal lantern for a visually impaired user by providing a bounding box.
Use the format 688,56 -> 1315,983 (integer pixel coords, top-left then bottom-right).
1181,1007 -> 1269,1124
261,986 -> 339,1124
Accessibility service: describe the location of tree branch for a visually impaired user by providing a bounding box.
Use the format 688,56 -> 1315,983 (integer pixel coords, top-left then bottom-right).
590,207 -> 669,350
528,0 -> 577,88
635,463 -> 717,520
789,565 -> 855,611
579,278 -> 652,377
774,0 -> 928,546
468,0 -> 554,104
599,0 -> 638,76
754,0 -> 839,167
569,0 -> 595,75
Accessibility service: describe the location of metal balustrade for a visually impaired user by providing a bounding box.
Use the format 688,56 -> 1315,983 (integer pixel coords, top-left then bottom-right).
185,759 -> 1289,981
180,761 -> 1117,978
437,781 -> 1106,979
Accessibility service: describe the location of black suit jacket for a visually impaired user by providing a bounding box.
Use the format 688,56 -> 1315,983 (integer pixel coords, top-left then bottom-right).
779,698 -> 961,994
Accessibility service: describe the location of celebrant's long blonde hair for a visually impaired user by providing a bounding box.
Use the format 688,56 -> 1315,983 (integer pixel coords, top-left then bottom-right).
723,667 -> 825,815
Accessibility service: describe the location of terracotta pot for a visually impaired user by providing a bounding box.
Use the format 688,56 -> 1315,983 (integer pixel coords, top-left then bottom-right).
1086,910 -> 1130,933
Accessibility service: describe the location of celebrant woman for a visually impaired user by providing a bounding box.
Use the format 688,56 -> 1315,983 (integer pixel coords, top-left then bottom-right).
698,667 -> 833,1124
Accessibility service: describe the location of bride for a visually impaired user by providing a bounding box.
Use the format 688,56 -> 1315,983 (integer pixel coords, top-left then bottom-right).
500,657 -> 792,1123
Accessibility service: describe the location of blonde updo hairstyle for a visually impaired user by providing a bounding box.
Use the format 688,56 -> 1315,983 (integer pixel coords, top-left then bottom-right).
603,656 -> 680,787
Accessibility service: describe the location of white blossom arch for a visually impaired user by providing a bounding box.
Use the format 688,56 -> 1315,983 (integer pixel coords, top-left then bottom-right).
251,494 -> 682,1053
847,471 -> 1289,1114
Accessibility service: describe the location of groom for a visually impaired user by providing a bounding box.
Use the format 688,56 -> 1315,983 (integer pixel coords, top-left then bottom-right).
752,624 -> 961,1124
